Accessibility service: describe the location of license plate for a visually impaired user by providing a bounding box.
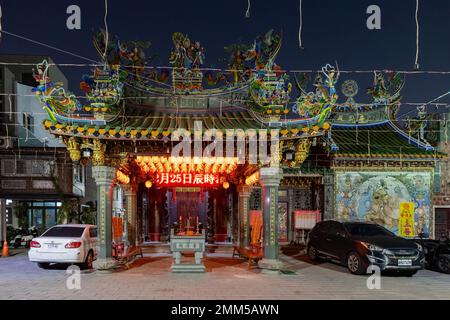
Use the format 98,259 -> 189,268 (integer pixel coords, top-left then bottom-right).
47,244 -> 59,249
398,259 -> 412,266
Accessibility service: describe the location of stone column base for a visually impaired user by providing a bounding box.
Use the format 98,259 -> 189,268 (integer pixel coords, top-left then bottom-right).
93,258 -> 117,271
258,258 -> 283,271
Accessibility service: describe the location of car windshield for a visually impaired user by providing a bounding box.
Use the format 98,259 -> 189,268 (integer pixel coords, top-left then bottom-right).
42,226 -> 85,237
344,223 -> 394,237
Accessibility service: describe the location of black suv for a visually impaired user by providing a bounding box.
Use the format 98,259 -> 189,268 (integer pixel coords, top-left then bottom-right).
307,220 -> 425,275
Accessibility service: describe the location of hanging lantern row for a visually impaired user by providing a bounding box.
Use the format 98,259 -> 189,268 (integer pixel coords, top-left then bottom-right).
116,170 -> 130,184
245,171 -> 260,186
135,156 -> 239,175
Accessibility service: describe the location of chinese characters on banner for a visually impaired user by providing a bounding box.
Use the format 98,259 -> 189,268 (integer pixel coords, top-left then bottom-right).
398,202 -> 415,237
155,173 -> 220,187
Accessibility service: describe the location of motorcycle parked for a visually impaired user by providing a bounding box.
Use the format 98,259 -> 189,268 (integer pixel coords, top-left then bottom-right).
9,226 -> 39,248
415,233 -> 450,274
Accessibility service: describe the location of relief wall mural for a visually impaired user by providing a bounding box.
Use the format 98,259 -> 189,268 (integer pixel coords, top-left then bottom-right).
335,171 -> 432,235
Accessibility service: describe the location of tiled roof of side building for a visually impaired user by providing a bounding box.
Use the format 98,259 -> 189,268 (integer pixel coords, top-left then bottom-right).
330,124 -> 446,159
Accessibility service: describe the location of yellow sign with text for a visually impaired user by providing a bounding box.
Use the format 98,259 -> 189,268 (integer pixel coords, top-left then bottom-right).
398,202 -> 415,237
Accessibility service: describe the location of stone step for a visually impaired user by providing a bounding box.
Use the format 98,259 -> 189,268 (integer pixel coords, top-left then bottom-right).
171,264 -> 206,273
140,244 -> 171,254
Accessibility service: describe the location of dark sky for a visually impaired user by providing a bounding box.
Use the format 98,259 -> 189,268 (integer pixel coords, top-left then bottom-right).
1,0 -> 450,116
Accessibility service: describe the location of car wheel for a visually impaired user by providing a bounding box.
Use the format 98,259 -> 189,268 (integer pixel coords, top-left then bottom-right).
37,262 -> 50,269
308,245 -> 320,261
437,256 -> 450,274
347,252 -> 366,275
82,251 -> 94,270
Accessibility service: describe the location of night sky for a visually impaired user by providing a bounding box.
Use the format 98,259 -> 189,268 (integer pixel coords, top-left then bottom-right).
1,0 -> 450,116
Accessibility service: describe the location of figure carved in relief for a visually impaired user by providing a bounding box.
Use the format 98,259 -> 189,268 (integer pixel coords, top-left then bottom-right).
92,139 -> 106,166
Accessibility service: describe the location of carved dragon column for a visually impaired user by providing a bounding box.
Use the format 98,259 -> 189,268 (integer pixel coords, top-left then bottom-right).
91,140 -> 116,270
258,167 -> 283,271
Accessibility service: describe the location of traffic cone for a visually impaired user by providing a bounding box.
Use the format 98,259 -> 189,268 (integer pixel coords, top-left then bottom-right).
1,240 -> 9,257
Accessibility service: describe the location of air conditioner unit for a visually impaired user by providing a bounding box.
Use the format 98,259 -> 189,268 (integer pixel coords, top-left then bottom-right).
0,136 -> 13,149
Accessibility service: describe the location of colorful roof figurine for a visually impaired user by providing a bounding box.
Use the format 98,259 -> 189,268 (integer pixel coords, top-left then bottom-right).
35,30 -> 336,141
33,30 -> 445,165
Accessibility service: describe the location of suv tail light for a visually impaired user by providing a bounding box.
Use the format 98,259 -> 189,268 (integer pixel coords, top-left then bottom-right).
30,240 -> 41,248
65,241 -> 82,249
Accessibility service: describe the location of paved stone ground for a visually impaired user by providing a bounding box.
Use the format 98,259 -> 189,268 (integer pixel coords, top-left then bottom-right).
0,251 -> 449,300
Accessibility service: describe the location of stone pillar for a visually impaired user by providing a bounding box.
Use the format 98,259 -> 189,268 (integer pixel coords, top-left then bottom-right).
92,166 -> 116,270
123,184 -> 138,246
237,185 -> 251,247
258,167 -> 283,270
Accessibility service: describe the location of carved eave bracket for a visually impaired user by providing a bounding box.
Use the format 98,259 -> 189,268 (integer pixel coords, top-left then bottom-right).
287,139 -> 311,168
67,137 -> 81,163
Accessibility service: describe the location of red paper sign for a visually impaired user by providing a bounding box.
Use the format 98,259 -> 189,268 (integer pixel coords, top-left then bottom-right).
155,173 -> 220,187
294,210 -> 321,230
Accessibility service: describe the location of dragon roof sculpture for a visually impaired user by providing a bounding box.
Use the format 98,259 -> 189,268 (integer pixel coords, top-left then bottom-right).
33,30 -> 341,141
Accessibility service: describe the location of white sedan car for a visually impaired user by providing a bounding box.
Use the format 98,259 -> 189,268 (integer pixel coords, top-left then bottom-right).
28,224 -> 98,270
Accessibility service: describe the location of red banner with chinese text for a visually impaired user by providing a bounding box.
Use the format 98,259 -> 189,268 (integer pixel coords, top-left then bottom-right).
155,173 -> 220,187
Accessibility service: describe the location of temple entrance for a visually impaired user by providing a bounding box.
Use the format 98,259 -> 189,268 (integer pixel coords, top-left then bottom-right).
139,185 -> 234,244
176,190 -> 202,228
169,188 -> 209,238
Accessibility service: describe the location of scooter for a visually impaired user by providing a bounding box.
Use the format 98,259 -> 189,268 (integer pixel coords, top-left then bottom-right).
9,226 -> 39,248
21,226 -> 39,248
10,230 -> 23,248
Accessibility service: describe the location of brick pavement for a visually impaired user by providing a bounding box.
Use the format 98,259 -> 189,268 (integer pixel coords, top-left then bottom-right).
0,251 -> 449,299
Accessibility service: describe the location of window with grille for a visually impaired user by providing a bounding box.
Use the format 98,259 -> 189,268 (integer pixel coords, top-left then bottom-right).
73,164 -> 83,183
16,160 -> 26,174
22,113 -> 34,133
250,188 -> 262,210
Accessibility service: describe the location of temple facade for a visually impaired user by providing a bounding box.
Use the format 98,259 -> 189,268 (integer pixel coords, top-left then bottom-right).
33,31 -> 446,269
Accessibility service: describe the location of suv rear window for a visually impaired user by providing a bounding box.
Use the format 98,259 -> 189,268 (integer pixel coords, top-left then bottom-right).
42,226 -> 85,237
314,221 -> 333,234
344,223 -> 393,237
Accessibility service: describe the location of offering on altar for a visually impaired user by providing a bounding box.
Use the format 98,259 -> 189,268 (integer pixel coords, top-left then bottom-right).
177,215 -> 201,236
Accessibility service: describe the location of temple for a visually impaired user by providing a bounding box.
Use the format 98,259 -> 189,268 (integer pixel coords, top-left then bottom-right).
33,30 -> 445,270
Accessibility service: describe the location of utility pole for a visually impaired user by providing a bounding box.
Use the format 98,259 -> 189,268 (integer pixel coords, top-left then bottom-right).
0,199 -> 6,243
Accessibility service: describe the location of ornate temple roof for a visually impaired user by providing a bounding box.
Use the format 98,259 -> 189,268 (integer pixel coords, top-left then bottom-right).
32,31 -> 446,166
43,105 -> 331,141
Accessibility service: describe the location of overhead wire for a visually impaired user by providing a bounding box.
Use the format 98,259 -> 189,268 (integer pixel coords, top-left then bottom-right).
0,29 -> 99,63
245,0 -> 251,18
298,0 -> 303,50
414,0 -> 420,70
